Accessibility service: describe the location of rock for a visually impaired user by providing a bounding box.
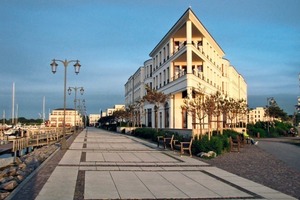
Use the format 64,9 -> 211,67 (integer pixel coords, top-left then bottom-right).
0,143 -> 58,196
14,157 -> 22,165
0,168 -> 10,179
18,163 -> 27,170
0,191 -> 10,200
197,151 -> 217,158
0,180 -> 18,191
16,174 -> 24,182
0,157 -> 14,169
24,157 -> 39,169
8,166 -> 17,176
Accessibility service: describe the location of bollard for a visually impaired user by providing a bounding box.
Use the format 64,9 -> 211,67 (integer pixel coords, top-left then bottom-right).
257,132 -> 260,138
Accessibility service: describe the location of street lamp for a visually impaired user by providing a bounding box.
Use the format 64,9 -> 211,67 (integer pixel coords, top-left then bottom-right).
266,97 -> 275,134
68,86 -> 84,133
77,99 -> 86,128
50,59 -> 81,150
81,99 -> 87,128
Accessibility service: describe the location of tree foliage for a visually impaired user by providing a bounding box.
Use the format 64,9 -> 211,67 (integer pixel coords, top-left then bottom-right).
181,84 -> 248,140
266,103 -> 288,121
143,85 -> 169,130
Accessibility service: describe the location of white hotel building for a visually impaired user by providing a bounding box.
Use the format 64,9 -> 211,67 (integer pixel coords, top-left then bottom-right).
247,107 -> 266,124
48,108 -> 83,128
125,8 -> 247,130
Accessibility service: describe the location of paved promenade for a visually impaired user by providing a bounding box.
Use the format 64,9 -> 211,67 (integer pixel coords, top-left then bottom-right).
10,128 -> 296,199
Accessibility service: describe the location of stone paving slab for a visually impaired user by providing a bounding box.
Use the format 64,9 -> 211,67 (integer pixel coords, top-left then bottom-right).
15,128 -> 296,200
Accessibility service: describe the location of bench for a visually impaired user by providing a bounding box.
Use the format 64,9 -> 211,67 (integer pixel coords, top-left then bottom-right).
173,138 -> 193,157
157,135 -> 174,150
229,136 -> 240,152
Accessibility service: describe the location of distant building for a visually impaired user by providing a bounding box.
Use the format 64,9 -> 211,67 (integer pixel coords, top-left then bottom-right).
248,106 -> 283,124
247,107 -> 265,124
105,105 -> 125,116
125,8 -> 247,130
48,108 -> 82,127
89,114 -> 100,126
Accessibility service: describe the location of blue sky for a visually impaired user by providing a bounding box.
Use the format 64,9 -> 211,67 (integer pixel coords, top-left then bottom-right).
0,0 -> 299,119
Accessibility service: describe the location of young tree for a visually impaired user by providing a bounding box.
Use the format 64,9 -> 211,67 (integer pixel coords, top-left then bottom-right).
143,85 -> 169,131
237,99 -> 248,127
181,85 -> 206,139
219,95 -> 230,129
134,99 -> 144,127
113,109 -> 128,125
226,97 -> 236,128
226,98 -> 247,128
211,91 -> 223,134
125,104 -> 135,127
203,92 -> 218,140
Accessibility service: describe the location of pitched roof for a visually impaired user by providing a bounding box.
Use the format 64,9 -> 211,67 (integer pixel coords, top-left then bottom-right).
149,8 -> 225,57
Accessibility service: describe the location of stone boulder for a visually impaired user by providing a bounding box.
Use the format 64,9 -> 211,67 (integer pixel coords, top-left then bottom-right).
0,190 -> 10,200
0,180 -> 18,191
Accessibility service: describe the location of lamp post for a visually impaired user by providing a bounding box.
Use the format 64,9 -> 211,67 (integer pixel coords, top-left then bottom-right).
266,97 -> 275,134
82,99 -> 86,127
68,86 -> 84,133
78,99 -> 86,128
50,59 -> 81,150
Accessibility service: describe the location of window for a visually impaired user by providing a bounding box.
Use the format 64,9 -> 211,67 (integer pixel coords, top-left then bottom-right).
147,108 -> 152,127
182,90 -> 188,98
159,112 -> 162,128
164,103 -> 169,128
197,65 -> 203,72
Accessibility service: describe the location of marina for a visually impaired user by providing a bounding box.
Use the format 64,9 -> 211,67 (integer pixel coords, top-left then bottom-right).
0,124 -> 73,163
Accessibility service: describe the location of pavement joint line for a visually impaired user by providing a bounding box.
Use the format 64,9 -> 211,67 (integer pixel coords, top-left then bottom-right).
201,170 -> 263,199
80,151 -> 86,162
58,164 -> 212,167
73,149 -> 159,152
73,170 -> 85,200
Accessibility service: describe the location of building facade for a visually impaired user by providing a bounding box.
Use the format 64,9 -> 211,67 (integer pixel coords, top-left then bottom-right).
48,108 -> 83,127
247,107 -> 265,124
89,114 -> 101,126
105,105 -> 126,116
125,8 -> 247,130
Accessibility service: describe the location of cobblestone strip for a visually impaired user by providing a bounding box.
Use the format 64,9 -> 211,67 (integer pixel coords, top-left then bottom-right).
73,170 -> 85,200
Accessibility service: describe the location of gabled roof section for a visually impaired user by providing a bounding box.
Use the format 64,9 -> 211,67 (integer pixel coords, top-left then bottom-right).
149,8 -> 225,57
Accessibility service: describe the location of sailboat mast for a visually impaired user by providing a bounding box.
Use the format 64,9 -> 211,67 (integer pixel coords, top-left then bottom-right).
43,96 -> 45,123
11,82 -> 15,125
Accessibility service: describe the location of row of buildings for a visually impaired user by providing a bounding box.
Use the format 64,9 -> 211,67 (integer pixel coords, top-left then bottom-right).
48,105 -> 125,128
48,8 -> 275,130
124,8 -> 247,131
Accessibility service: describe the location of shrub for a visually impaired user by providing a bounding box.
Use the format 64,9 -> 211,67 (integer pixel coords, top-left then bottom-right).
133,128 -> 230,157
222,129 -> 239,139
192,136 -> 210,155
134,128 -> 157,140
209,136 -> 223,155
192,134 -> 230,156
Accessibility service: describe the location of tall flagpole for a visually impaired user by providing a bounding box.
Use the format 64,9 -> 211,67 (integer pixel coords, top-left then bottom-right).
12,82 -> 15,125
2,110 -> 5,125
15,104 -> 18,124
43,96 -> 45,123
